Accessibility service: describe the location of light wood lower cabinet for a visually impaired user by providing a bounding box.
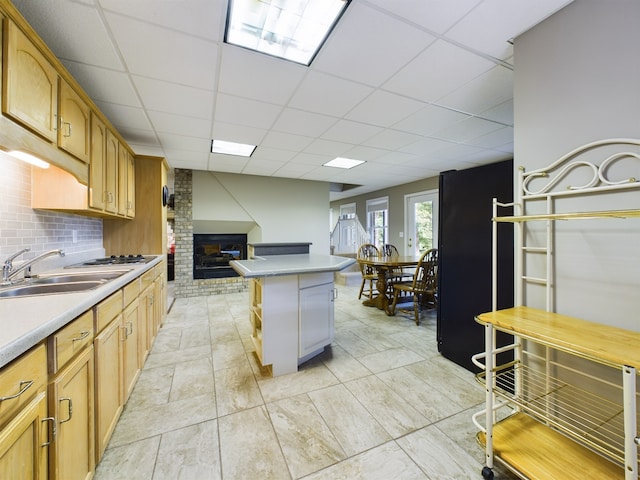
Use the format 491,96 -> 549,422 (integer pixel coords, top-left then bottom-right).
48,347 -> 94,480
0,391 -> 49,480
0,343 -> 49,480
93,313 -> 123,462
121,299 -> 140,402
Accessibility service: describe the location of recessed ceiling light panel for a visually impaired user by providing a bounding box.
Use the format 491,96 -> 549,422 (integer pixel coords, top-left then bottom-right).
211,139 -> 257,157
323,157 -> 365,169
225,0 -> 350,65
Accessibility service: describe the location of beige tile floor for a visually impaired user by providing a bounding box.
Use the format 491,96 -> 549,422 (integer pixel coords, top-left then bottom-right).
94,283 -> 518,480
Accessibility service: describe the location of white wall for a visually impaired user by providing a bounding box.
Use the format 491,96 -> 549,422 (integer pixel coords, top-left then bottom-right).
514,0 -> 640,330
192,171 -> 331,255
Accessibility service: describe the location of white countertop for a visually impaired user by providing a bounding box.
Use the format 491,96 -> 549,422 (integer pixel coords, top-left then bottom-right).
230,254 -> 355,278
0,256 -> 162,369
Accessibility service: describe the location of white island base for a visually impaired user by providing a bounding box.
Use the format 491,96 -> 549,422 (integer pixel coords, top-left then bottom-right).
249,271 -> 335,376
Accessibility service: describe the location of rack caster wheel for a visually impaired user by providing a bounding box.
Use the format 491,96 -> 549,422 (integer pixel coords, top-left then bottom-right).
481,466 -> 494,480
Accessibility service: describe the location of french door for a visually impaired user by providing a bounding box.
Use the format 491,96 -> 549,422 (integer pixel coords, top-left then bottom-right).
404,191 -> 438,256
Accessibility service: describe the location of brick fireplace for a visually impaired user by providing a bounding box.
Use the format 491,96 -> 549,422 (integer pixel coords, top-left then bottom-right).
173,169 -> 248,298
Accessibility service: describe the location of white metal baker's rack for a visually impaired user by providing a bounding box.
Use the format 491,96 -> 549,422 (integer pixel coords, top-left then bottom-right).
472,138 -> 640,480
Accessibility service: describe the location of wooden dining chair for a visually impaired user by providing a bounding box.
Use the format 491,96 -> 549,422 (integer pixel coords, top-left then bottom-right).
389,248 -> 438,325
357,243 -> 379,300
382,244 -> 413,284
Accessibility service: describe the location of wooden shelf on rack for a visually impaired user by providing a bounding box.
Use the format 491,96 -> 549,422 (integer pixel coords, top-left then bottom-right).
478,413 -> 624,479
494,208 -> 640,223
476,306 -> 640,369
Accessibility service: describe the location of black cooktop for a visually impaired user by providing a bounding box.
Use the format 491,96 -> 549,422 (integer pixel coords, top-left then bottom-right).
68,255 -> 156,267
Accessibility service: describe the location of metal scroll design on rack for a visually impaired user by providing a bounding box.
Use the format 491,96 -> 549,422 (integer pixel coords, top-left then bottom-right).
521,138 -> 640,197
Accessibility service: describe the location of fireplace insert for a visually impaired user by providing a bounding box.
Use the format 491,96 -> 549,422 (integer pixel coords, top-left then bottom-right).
193,234 -> 247,279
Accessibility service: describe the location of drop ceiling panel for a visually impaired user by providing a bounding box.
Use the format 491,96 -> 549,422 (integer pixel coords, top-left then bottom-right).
345,90 -> 426,127
105,13 -> 218,90
437,65 -> 513,116
272,109 -> 338,138
134,77 -> 215,118
98,0 -> 226,41
384,40 -> 496,103
93,101 -> 153,131
218,47 -> 307,105
364,0 -> 484,34
214,94 -> 282,130
431,116 -> 505,143
63,61 -> 141,107
393,105 -> 470,137
261,131 -> 314,152
149,111 -> 212,138
211,122 -> 267,146
321,120 -> 383,145
288,71 -> 374,118
312,3 -> 437,87
11,0 -> 123,70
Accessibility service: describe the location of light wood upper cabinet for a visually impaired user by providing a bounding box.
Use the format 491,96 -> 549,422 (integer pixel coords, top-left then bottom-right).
105,129 -> 119,215
3,18 -> 57,142
126,150 -> 135,218
89,113 -> 107,211
58,78 -> 90,163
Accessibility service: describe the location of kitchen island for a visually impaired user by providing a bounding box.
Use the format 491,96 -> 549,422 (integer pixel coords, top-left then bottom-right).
231,248 -> 354,376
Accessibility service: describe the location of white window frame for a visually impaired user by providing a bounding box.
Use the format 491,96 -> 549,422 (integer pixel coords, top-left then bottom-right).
366,196 -> 389,248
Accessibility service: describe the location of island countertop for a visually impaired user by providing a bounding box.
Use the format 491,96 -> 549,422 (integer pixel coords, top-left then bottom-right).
230,253 -> 355,278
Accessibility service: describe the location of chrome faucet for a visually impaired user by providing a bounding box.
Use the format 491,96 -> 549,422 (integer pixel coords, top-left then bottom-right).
2,248 -> 65,285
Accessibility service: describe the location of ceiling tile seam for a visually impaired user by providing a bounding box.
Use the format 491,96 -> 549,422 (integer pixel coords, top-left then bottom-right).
209,2 -> 233,170
97,6 -> 221,44
359,0 -> 514,71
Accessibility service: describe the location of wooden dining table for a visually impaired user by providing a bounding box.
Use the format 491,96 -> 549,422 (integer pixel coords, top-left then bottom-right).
357,255 -> 421,315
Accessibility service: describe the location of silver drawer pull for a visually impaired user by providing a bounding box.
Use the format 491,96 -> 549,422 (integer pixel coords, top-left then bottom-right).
59,397 -> 73,423
72,331 -> 90,342
0,380 -> 34,401
41,416 -> 57,447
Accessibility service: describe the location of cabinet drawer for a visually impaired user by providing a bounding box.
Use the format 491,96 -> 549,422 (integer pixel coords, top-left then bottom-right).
140,268 -> 156,291
123,278 -> 140,307
299,272 -> 333,289
48,310 -> 94,374
0,343 -> 47,428
95,290 -> 123,334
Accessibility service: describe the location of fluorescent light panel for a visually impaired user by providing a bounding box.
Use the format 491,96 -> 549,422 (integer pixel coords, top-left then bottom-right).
323,157 -> 365,169
225,0 -> 350,65
211,139 -> 256,157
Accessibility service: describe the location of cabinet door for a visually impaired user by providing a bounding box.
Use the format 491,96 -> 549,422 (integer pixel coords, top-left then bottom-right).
3,19 -> 58,142
104,130 -> 118,214
117,144 -> 128,217
94,316 -> 123,462
122,299 -> 140,402
299,282 -> 334,357
49,347 -> 94,480
58,79 -> 90,163
89,113 -> 106,211
0,391 -> 49,480
125,150 -> 135,218
138,285 -> 152,365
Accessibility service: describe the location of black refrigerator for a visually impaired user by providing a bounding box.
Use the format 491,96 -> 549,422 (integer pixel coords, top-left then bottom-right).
437,159 -> 514,372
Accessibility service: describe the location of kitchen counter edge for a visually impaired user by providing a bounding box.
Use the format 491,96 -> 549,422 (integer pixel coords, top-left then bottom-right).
230,253 -> 355,278
0,256 -> 164,369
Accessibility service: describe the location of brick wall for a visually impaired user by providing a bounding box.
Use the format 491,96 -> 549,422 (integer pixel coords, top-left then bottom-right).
0,156 -> 103,260
173,168 -> 247,298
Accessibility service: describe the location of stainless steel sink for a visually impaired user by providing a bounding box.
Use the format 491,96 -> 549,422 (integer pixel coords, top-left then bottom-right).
31,270 -> 129,284
0,269 -> 130,298
0,281 -> 104,298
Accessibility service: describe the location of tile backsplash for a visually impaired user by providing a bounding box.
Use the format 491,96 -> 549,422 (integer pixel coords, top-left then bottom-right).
0,155 -> 103,263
